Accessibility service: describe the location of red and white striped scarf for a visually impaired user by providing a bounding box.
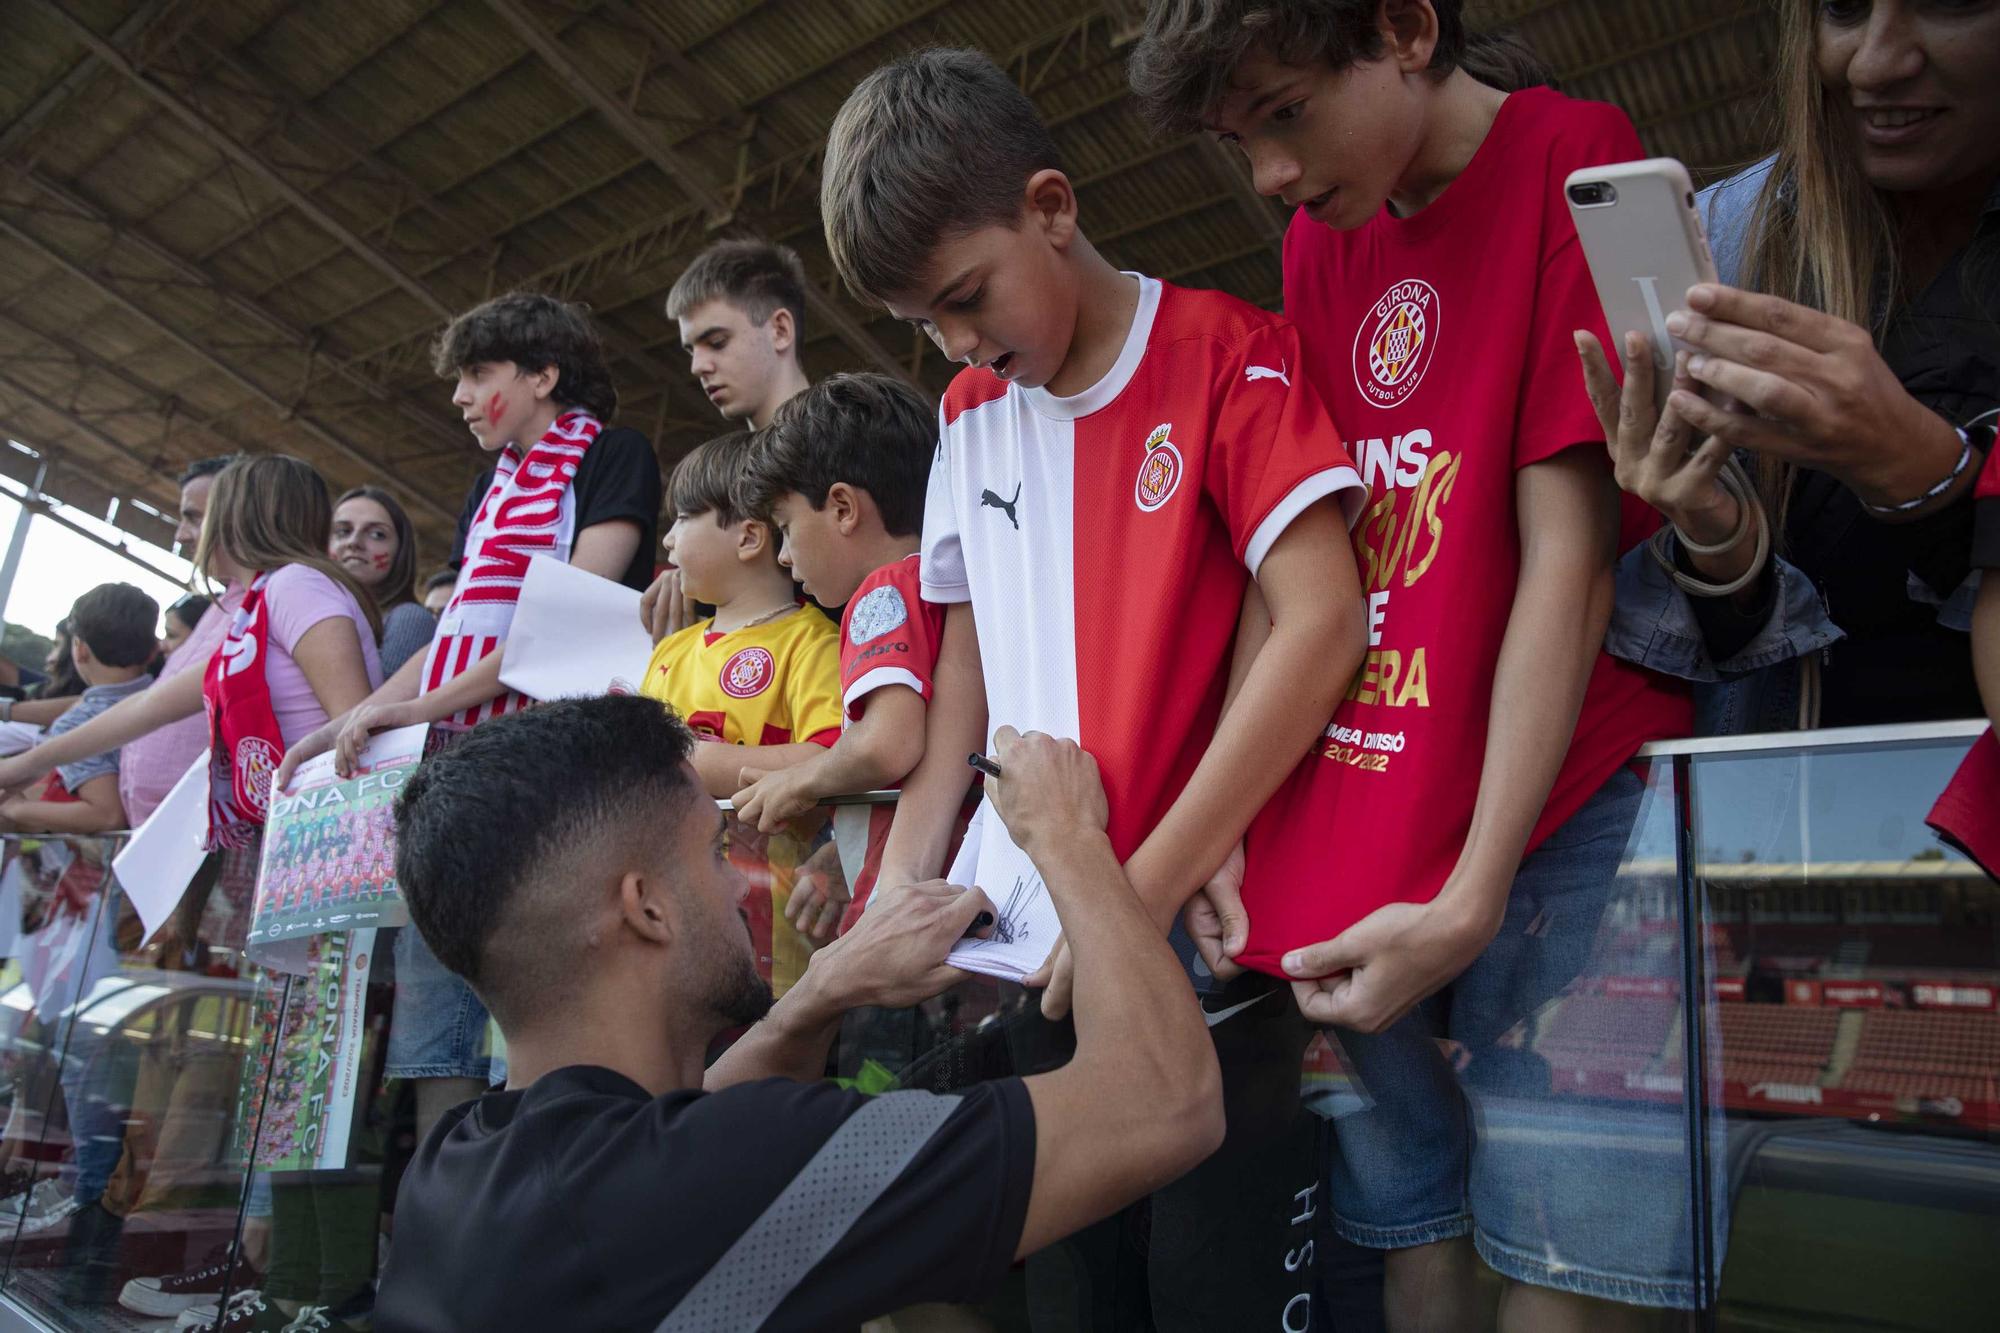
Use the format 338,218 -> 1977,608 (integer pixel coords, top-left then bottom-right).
423,410 -> 600,728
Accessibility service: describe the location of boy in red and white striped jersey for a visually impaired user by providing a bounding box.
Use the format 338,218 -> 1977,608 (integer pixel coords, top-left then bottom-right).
820,46 -> 1369,1330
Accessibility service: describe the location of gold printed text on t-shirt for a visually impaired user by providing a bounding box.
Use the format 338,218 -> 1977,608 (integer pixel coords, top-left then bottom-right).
1352,449 -> 1461,593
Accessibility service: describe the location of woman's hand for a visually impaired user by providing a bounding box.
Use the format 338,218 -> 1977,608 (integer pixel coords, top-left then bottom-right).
1576,330 -> 1740,544
1665,284 -> 1967,514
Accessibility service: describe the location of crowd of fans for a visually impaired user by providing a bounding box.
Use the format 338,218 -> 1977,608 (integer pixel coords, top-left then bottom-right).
0,0 -> 1993,1330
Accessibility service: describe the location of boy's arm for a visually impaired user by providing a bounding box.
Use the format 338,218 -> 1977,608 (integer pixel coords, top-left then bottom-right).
0,773 -> 126,835
1032,500 -> 1365,1017
733,686 -> 927,831
876,603 -> 986,888
1284,449 -> 1619,1032
6,696 -> 81,728
0,668 -> 206,793
690,737 -> 835,800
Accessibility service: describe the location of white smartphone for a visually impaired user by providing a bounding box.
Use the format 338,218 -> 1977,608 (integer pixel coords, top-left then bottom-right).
1564,157 -> 1719,411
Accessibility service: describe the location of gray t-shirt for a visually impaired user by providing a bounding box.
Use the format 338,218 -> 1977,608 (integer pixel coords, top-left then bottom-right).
50,675 -> 154,794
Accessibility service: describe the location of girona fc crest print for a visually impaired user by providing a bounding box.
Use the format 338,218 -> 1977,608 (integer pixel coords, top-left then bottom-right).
1134,423 -> 1183,512
719,646 -> 775,699
1352,278 -> 1441,409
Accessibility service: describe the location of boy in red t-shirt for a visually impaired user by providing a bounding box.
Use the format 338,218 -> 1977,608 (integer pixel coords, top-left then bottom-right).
1133,2 -> 1694,1327
821,45 -> 1368,1331
731,373 -> 948,937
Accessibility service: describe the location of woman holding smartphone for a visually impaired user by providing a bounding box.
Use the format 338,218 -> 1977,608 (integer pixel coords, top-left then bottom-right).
1580,0 -> 2000,733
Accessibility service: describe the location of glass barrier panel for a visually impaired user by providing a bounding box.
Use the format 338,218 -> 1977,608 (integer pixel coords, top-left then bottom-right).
1689,733 -> 2000,1331
0,828 -> 290,1332
1308,757 -> 1712,1328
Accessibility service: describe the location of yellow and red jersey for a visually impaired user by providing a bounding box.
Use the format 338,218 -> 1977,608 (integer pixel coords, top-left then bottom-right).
639,605 -> 842,749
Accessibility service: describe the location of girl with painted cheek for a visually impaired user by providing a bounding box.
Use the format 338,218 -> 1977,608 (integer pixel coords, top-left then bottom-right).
330,486 -> 435,676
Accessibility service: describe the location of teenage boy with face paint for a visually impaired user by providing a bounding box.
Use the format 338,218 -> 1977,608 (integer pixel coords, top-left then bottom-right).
277,291 -> 661,1136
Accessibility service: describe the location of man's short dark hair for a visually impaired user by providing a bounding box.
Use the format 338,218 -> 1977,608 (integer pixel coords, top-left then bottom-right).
665,239 -> 808,333
67,583 -> 159,669
178,455 -> 239,487
668,433 -> 754,526
423,568 -> 457,594
737,374 -> 935,536
393,696 -> 698,1028
822,48 -> 1064,303
431,291 -> 619,421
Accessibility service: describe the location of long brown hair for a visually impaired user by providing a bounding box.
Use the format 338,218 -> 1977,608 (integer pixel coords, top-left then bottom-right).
333,484 -> 420,613
196,455 -> 383,638
1744,0 -> 1902,524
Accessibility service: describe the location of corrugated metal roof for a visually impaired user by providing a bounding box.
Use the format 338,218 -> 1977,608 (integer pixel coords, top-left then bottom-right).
0,0 -> 1782,559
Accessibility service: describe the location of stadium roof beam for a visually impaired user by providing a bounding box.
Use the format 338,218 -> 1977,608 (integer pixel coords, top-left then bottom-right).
34,0 -> 454,320
19,169 -> 470,456
0,371 -> 180,505
0,0 -> 185,162
0,212 -> 460,525
484,0 -> 922,390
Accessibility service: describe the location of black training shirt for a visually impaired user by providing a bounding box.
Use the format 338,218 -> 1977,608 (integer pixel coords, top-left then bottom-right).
375,1066 -> 1035,1332
452,425 -> 663,592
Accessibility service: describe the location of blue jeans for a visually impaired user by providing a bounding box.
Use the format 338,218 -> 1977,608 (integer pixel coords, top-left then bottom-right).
386,928 -> 501,1083
1322,767 -> 1713,1309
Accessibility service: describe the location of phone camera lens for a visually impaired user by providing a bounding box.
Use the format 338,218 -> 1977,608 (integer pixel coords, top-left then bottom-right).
1567,182 -> 1616,207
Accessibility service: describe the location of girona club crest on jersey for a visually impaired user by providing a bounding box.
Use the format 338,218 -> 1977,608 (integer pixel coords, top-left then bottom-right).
1134,423 -> 1184,513
720,646 -> 775,699
1352,278 -> 1440,409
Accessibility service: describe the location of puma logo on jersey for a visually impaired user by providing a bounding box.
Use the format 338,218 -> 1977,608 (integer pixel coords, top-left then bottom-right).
1245,360 -> 1290,387
980,484 -> 1022,529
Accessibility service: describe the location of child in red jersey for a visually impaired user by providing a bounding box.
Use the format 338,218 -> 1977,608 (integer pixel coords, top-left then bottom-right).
822,44 -> 1367,1332
1134,1 -> 1695,1326
731,373 -> 949,937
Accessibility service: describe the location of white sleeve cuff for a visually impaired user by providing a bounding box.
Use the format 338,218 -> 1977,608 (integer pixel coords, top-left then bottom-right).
1245,466 -> 1366,579
843,667 -> 928,720
919,580 -> 971,604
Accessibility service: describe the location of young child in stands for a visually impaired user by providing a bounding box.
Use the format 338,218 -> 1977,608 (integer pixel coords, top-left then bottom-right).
642,435 -> 842,992
0,583 -> 158,835
731,373 -> 945,937
642,435 -> 843,796
820,46 -> 1367,1329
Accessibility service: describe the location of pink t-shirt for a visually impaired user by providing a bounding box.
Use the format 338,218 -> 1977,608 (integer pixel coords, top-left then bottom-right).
118,586 -> 240,826
260,564 -> 383,746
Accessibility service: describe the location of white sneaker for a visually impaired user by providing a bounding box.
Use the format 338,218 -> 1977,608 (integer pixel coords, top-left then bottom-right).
175,1286 -> 262,1330
1,1180 -> 73,1236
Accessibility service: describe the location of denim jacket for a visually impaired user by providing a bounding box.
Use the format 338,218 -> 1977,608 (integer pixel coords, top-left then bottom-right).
1607,157 -> 1993,733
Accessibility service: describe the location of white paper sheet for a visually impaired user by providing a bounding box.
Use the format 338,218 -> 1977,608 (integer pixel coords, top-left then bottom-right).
111,754 -> 211,944
945,803 -> 1064,982
498,555 -> 655,701
110,752 -> 212,940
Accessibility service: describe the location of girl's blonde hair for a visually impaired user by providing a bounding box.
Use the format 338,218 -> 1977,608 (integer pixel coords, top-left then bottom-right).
196,455 -> 383,638
1743,0 -> 1901,524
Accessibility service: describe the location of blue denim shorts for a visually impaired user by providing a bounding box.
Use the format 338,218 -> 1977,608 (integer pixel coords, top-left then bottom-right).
386,926 -> 501,1082
1322,766 -> 1708,1310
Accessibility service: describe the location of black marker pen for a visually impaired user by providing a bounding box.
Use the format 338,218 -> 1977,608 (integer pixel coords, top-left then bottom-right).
967,752 -> 1002,780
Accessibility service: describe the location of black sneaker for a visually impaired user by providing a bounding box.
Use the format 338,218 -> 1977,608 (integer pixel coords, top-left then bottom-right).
120,1245 -> 258,1318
